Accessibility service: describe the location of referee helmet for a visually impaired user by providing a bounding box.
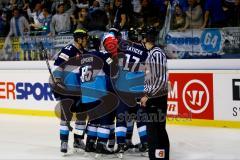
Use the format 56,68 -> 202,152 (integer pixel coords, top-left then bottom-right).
142,26 -> 158,43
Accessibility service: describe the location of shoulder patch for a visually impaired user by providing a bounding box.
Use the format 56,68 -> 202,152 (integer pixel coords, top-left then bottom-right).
59,52 -> 69,61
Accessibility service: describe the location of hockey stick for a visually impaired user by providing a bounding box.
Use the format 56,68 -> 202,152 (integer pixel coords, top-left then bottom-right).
41,43 -> 56,84
40,42 -> 83,135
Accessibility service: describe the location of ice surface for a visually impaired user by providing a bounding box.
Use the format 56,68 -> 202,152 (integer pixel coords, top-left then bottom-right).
0,115 -> 240,160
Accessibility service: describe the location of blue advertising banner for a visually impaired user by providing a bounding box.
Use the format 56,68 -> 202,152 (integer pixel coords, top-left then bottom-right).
165,27 -> 240,59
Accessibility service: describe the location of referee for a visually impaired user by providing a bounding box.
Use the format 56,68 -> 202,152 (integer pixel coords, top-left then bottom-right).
140,27 -> 170,160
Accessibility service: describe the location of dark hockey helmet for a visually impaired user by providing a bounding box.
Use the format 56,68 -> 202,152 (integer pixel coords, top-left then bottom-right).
88,35 -> 101,51
108,24 -> 121,38
128,27 -> 139,42
73,29 -> 88,41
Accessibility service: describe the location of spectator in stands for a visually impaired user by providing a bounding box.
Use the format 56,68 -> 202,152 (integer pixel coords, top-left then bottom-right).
0,10 -> 8,37
0,2 -> 12,27
132,0 -> 141,14
22,0 -> 29,12
223,0 -> 235,22
28,0 -> 43,10
70,11 -> 77,32
201,0 -> 226,28
132,0 -> 162,28
7,8 -> 29,60
138,0 -> 161,29
51,0 -> 73,14
225,0 -> 240,27
233,0 -> 240,27
112,0 -> 127,29
8,0 -> 25,10
96,0 -> 110,9
8,8 -> 29,37
16,0 -> 25,9
89,0 -> 100,13
139,0 -> 153,27
40,7 -> 52,35
41,0 -> 53,12
128,0 -> 141,27
170,4 -> 186,30
122,0 -> 134,25
27,2 -> 44,31
170,0 -> 189,11
9,0 -> 18,10
86,5 -> 109,31
76,0 -> 89,9
4,0 -> 27,27
51,0 -> 62,14
50,0 -> 76,35
71,7 -> 89,30
151,0 -> 168,28
0,2 -> 3,10
19,0 -> 30,21
104,2 -> 113,29
0,0 -> 8,10
179,0 -> 203,31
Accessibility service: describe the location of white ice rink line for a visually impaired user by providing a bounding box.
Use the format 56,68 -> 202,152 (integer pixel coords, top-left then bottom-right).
0,115 -> 240,160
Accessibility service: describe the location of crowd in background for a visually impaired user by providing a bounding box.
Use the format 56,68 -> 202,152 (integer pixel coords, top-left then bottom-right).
0,0 -> 164,37
170,0 -> 240,31
0,0 -> 239,38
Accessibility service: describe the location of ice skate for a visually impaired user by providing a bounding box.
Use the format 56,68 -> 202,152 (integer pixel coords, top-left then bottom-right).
60,141 -> 68,156
125,141 -> 135,153
85,140 -> 96,152
115,143 -> 126,159
95,142 -> 114,159
73,138 -> 85,153
137,143 -> 149,157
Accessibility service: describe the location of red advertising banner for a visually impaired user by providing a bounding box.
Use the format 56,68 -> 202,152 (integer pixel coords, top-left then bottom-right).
167,73 -> 214,120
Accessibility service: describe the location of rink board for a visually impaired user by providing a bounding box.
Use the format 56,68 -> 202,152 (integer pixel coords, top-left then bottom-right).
0,60 -> 240,128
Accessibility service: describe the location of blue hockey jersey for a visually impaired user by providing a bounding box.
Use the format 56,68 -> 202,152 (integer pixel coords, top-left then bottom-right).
79,51 -> 112,103
53,44 -> 83,92
53,43 -> 113,103
115,39 -> 149,94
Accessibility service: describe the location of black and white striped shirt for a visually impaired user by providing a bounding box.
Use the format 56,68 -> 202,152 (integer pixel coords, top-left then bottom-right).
144,46 -> 168,97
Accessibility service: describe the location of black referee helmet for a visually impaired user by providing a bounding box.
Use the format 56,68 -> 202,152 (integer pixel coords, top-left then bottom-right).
142,26 -> 158,43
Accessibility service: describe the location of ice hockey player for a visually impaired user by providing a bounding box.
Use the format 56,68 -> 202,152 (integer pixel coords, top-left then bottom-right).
82,35 -> 118,156
52,29 -> 89,155
124,27 -> 149,154
102,26 -> 149,158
